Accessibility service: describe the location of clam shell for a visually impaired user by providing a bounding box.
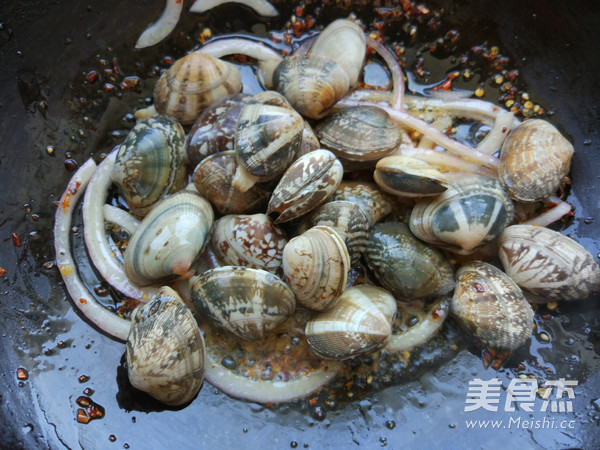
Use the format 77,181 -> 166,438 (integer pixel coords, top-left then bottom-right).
305,285 -> 397,360
153,51 -> 242,125
315,106 -> 403,165
273,54 -> 350,119
409,176 -> 515,255
498,224 -> 600,301
297,200 -> 369,266
232,90 -> 304,191
282,225 -> 350,311
124,191 -> 214,286
267,149 -> 343,223
450,261 -> 533,351
373,155 -> 449,197
112,115 -> 186,218
186,93 -> 251,168
365,222 -> 455,299
329,181 -> 393,226
499,119 -> 574,202
210,213 -> 287,273
190,266 -> 296,340
192,150 -> 271,215
127,286 -> 205,406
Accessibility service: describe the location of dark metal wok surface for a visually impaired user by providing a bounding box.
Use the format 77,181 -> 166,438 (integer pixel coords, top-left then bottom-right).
1,0 -> 599,448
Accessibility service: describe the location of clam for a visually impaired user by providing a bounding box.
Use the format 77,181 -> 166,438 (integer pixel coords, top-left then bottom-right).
273,19 -> 366,119
112,115 -> 186,218
267,149 -> 343,223
153,51 -> 242,125
297,200 -> 369,266
282,225 -> 350,311
365,222 -> 455,299
450,261 -> 533,351
210,213 -> 287,274
409,176 -> 515,255
305,284 -> 397,360
232,90 -> 304,192
497,224 -> 600,302
373,155 -> 450,197
126,286 -> 205,406
186,93 -> 251,168
315,106 -> 404,166
499,119 -> 574,202
192,150 -> 271,215
190,266 -> 295,340
124,190 -> 214,286
329,181 -> 393,226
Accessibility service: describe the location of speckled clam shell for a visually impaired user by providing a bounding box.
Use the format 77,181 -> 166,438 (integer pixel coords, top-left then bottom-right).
124,191 -> 214,286
499,119 -> 574,202
450,261 -> 533,351
329,181 -> 393,226
192,150 -> 271,215
190,266 -> 295,341
409,176 -> 515,255
282,225 -> 350,311
498,224 -> 600,302
153,51 -> 242,125
210,213 -> 287,274
273,54 -> 350,120
373,155 -> 449,197
305,285 -> 397,360
365,222 -> 455,299
297,200 -> 369,266
315,106 -> 403,165
232,90 -> 304,192
267,149 -> 343,224
112,115 -> 186,218
186,93 -> 251,168
127,286 -> 205,406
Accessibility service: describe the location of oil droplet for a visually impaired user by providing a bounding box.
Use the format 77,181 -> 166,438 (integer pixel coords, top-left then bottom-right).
78,374 -> 90,383
290,441 -> 298,448
109,434 -> 117,442
540,332 -> 550,342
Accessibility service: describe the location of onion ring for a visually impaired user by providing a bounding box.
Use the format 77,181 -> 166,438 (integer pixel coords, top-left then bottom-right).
190,0 -> 278,17
136,0 -> 184,49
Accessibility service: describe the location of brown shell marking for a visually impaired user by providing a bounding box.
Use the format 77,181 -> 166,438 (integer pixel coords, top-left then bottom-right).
450,261 -> 533,351
329,181 -> 393,226
498,224 -> 600,301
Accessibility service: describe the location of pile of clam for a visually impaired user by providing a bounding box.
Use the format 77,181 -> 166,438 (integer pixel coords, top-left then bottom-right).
56,18 -> 600,406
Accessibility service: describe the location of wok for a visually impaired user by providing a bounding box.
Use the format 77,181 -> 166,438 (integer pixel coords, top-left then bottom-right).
1,0 -> 599,448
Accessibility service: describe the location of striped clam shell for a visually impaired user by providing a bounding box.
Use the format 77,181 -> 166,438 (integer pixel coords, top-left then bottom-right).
124,191 -> 214,286
315,106 -> 403,165
365,222 -> 455,299
297,200 -> 369,266
499,119 -> 574,202
127,286 -> 205,406
190,266 -> 295,341
282,225 -> 350,311
450,261 -> 533,351
192,150 -> 271,215
232,91 -> 304,192
210,213 -> 287,274
153,51 -> 242,125
498,224 -> 600,302
267,149 -> 343,224
112,115 -> 186,218
305,285 -> 397,360
409,176 -> 515,255
329,181 -> 392,226
373,155 -> 450,197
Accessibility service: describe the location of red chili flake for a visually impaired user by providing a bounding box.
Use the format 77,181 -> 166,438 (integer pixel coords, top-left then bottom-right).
76,396 -> 91,407
88,403 -> 105,419
17,368 -> 28,380
79,298 -> 88,304
0,267 -> 7,276
86,70 -> 99,83
294,5 -> 304,16
103,83 -> 116,94
433,79 -> 452,91
78,375 -> 90,383
11,232 -> 22,247
111,57 -> 120,76
109,435 -> 117,442
431,308 -> 443,319
77,408 -> 91,424
83,387 -> 94,396
120,76 -> 140,90
162,56 -> 173,66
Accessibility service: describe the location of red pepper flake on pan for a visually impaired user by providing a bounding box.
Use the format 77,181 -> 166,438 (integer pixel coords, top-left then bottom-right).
0,267 -> 7,277
11,233 -> 22,247
17,368 -> 28,380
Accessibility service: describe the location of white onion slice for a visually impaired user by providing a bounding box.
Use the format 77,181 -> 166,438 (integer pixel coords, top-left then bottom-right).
135,0 -> 184,49
190,0 -> 278,17
476,110 -> 517,155
103,204 -> 140,235
54,159 -> 131,341
82,151 -> 159,302
522,196 -> 573,227
365,36 -> 404,110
